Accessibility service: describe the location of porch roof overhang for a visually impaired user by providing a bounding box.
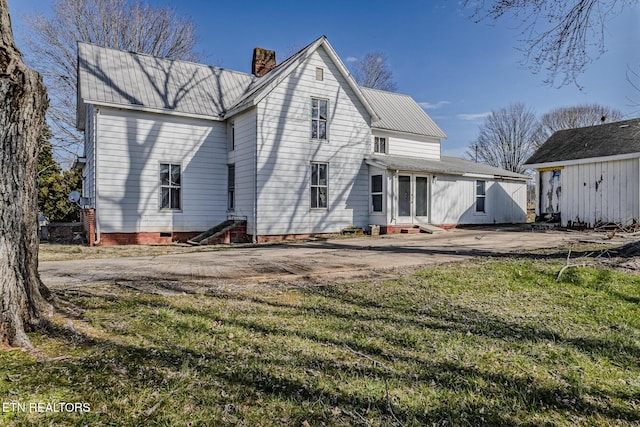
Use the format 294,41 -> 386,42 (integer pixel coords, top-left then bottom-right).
365,154 -> 529,181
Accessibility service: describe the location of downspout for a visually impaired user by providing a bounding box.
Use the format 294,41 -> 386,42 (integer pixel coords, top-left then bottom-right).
94,108 -> 101,245
252,109 -> 258,244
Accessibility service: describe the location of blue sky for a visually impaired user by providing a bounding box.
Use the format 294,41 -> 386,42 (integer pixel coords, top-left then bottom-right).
7,0 -> 640,157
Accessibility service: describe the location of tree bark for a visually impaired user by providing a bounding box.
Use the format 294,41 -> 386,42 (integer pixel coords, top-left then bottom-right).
0,0 -> 52,348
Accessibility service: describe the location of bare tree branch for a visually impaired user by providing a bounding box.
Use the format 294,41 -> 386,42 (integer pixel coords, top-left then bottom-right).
352,52 -> 397,92
539,103 -> 623,143
21,0 -> 200,164
462,0 -> 639,88
466,103 -> 542,174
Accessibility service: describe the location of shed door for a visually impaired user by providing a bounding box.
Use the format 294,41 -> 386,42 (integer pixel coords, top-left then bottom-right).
540,169 -> 562,216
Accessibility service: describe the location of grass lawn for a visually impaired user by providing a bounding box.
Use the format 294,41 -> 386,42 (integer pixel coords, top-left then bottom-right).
1,258 -> 639,426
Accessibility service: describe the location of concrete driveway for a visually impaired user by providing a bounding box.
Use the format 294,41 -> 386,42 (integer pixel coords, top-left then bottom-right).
39,227 -> 587,293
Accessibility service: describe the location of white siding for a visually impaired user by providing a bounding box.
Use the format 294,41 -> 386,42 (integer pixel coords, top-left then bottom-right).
430,176 -> 527,225
559,158 -> 640,227
227,108 -> 257,235
95,107 -> 227,233
373,129 -> 440,159
255,46 -> 371,235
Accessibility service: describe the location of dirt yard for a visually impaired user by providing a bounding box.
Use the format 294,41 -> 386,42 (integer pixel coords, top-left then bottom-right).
39,226 -> 629,294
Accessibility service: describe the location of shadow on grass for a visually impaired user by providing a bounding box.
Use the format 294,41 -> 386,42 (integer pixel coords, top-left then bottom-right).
14,258 -> 640,426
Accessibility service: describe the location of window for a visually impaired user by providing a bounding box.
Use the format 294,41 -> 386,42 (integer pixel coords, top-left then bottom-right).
315,67 -> 324,81
229,122 -> 235,151
310,162 -> 328,209
374,136 -> 387,153
160,163 -> 181,210
475,180 -> 486,213
371,174 -> 383,212
311,98 -> 328,140
228,165 -> 235,211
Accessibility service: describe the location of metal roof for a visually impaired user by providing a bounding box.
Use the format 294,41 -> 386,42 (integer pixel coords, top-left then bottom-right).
361,87 -> 447,138
525,118 -> 640,165
77,43 -> 255,126
366,154 -> 529,180
77,38 -> 447,140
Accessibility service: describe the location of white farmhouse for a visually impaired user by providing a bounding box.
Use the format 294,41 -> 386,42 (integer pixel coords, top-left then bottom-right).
76,36 -> 527,245
526,118 -> 640,228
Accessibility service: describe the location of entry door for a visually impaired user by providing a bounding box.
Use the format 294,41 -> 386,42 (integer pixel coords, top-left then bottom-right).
415,176 -> 429,223
397,174 -> 430,224
397,175 -> 412,223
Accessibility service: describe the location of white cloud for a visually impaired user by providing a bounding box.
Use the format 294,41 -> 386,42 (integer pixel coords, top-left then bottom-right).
419,101 -> 450,110
456,112 -> 491,121
346,56 -> 359,63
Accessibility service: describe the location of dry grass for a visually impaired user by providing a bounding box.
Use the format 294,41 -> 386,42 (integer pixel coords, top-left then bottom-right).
2,258 -> 639,426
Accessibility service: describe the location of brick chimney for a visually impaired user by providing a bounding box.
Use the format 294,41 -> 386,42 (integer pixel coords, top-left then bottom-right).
252,47 -> 276,77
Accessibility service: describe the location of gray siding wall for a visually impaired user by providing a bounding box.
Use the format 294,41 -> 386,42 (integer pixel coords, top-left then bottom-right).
255,46 -> 371,235
83,104 -> 96,203
373,129 -> 441,159
430,176 -> 527,225
227,108 -> 257,235
95,107 -> 227,233
560,158 -> 640,227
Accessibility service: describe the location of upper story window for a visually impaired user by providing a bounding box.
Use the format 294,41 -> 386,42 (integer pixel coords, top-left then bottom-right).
311,98 -> 328,140
315,67 -> 324,81
160,163 -> 181,210
374,136 -> 387,154
475,180 -> 486,213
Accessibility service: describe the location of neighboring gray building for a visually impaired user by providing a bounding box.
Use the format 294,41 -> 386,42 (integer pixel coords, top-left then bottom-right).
526,118 -> 640,227
76,36 -> 528,245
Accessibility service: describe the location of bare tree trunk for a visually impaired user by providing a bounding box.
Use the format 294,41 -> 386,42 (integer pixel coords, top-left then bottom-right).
0,0 -> 52,348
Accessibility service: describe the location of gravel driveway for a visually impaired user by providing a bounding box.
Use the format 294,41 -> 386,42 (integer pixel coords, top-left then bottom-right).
39,226 -> 589,294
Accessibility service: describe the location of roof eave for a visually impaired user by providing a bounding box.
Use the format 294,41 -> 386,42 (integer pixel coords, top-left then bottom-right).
526,151 -> 640,169
83,100 -> 224,121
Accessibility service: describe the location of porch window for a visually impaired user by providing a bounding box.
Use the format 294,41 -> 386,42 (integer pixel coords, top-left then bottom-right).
228,164 -> 235,211
310,162 -> 328,209
311,98 -> 328,140
374,137 -> 386,154
475,180 -> 486,213
371,174 -> 383,212
160,163 -> 181,210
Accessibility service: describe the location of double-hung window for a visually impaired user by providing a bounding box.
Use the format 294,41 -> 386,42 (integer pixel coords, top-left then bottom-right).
311,98 -> 328,140
371,175 -> 383,212
310,162 -> 328,209
475,180 -> 486,213
160,163 -> 181,210
374,137 -> 387,154
228,165 -> 235,211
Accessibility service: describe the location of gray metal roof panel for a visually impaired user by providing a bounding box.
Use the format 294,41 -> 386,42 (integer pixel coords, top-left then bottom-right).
367,154 -> 529,180
360,87 -> 447,138
525,118 -> 640,164
78,42 -> 255,119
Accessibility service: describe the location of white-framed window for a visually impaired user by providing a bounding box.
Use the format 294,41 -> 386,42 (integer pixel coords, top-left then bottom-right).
310,162 -> 328,209
475,180 -> 486,213
160,163 -> 181,210
374,136 -> 387,154
371,174 -> 383,213
311,98 -> 328,140
315,67 -> 324,81
228,164 -> 235,211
